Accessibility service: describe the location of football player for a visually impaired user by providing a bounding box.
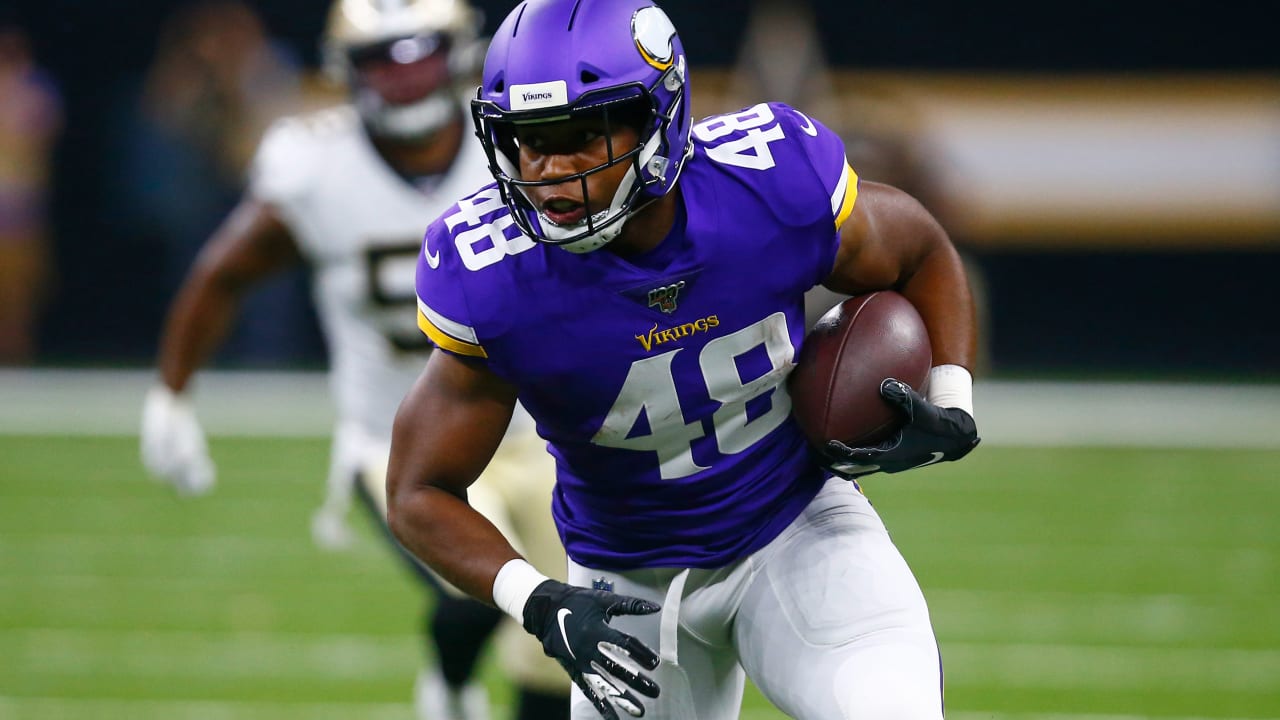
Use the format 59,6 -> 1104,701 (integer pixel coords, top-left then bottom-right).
389,1 -> 981,719
139,1 -> 569,718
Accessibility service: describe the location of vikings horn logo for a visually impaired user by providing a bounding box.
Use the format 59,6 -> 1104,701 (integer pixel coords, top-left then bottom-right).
647,281 -> 685,314
632,6 -> 677,71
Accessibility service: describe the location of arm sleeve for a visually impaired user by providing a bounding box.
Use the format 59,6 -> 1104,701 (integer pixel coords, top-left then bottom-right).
767,102 -> 860,284
414,218 -> 489,360
246,118 -> 314,210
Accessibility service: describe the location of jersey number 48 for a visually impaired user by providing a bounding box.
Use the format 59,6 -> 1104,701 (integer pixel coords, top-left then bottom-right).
593,313 -> 794,480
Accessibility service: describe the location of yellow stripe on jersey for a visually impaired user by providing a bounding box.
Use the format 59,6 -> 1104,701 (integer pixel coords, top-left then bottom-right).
832,161 -> 860,231
417,308 -> 488,358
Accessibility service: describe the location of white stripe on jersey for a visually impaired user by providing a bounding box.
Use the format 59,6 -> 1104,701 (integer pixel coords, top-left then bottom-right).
829,161 -> 850,218
417,298 -> 480,345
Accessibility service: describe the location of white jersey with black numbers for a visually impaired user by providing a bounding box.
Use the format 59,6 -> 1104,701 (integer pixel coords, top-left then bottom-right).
245,106 -> 565,695
248,105 -> 492,441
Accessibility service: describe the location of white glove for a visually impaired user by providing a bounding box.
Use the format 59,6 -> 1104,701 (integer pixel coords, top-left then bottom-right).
310,504 -> 354,551
140,384 -> 216,496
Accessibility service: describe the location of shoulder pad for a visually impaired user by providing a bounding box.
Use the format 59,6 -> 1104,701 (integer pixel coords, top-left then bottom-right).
691,102 -> 855,229
248,106 -> 358,205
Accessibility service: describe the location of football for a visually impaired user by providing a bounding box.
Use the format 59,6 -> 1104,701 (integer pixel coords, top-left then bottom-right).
789,291 -> 932,448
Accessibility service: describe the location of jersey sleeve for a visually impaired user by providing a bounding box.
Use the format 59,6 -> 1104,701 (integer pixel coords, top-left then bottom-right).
415,184 -> 533,372
766,102 -> 859,284
246,116 -> 320,211
765,102 -> 859,229
414,216 -> 489,360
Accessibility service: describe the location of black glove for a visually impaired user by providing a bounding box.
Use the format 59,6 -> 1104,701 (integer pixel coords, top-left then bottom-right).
823,378 -> 980,479
522,579 -> 662,719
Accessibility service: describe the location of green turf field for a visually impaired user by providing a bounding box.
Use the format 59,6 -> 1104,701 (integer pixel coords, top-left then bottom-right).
2,435 -> 1277,719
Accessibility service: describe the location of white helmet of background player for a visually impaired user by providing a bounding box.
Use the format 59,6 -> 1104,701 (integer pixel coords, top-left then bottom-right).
324,0 -> 482,140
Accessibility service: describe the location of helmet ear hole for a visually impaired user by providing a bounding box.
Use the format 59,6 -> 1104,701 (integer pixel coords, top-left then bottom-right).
580,69 -> 600,84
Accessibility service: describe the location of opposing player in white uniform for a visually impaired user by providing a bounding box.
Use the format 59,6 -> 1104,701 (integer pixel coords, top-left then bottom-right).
139,1 -> 569,718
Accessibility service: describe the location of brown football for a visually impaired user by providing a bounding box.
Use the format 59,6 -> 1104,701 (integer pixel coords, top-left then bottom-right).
789,291 -> 932,448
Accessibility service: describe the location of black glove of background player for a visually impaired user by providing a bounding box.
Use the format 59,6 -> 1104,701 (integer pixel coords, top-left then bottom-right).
823,378 -> 980,479
523,579 -> 662,719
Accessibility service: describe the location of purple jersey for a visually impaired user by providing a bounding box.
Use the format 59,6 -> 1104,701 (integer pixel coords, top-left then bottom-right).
416,102 -> 860,569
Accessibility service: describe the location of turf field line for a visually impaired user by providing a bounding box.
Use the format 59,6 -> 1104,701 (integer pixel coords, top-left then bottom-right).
2,627 -> 419,679
0,545 -> 399,579
922,541 -> 1276,562
0,533 -> 389,563
928,588 -> 1279,645
5,539 -> 1273,597
0,369 -> 335,438
942,641 -> 1280,692
3,573 -> 1268,605
11,580 -> 1268,646
0,495 -> 318,517
6,535 -> 1273,569
6,628 -> 1279,692
0,700 -> 1268,720
0,574 -> 412,594
880,508 -> 1279,548
929,588 -> 1279,605
0,695 -> 431,720
3,369 -> 1278,447
0,696 -> 766,720
945,714 -> 1278,720
913,542 -> 1276,577
975,381 -> 1280,449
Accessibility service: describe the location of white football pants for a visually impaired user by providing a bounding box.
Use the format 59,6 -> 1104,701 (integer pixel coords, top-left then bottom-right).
567,477 -> 944,720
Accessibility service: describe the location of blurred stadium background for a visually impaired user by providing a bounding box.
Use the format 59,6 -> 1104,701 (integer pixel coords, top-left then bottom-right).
2,0 -> 1277,718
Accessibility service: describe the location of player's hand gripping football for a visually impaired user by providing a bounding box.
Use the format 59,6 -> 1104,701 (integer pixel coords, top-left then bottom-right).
140,385 -> 216,496
823,378 -> 979,479
522,579 -> 661,719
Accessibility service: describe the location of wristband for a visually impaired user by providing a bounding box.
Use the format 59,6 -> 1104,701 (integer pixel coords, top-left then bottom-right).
491,558 -> 550,623
926,364 -> 974,418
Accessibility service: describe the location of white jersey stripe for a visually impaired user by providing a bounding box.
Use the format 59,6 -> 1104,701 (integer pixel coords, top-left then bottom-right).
417,298 -> 487,357
829,161 -> 850,217
831,161 -> 859,230
416,297 -> 480,345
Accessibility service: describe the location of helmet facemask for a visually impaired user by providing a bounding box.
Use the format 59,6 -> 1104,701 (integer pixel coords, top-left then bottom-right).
323,0 -> 481,141
473,63 -> 688,254
347,32 -> 459,140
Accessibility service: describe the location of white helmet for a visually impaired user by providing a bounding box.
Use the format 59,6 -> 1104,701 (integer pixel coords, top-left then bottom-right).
323,0 -> 482,140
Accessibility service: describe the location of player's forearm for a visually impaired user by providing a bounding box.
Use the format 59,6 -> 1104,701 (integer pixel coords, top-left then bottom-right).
157,201 -> 301,392
157,270 -> 244,392
386,352 -> 525,602
386,482 -> 523,603
899,241 -> 976,372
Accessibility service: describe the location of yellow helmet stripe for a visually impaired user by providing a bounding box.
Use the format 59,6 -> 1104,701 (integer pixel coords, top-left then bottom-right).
636,42 -> 674,71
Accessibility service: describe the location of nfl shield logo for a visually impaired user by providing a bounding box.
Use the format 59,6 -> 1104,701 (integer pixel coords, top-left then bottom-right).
647,281 -> 686,314
591,576 -> 614,592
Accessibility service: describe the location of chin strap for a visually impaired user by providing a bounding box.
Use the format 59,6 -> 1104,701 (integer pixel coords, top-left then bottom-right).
552,210 -> 631,254
542,146 -> 668,253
